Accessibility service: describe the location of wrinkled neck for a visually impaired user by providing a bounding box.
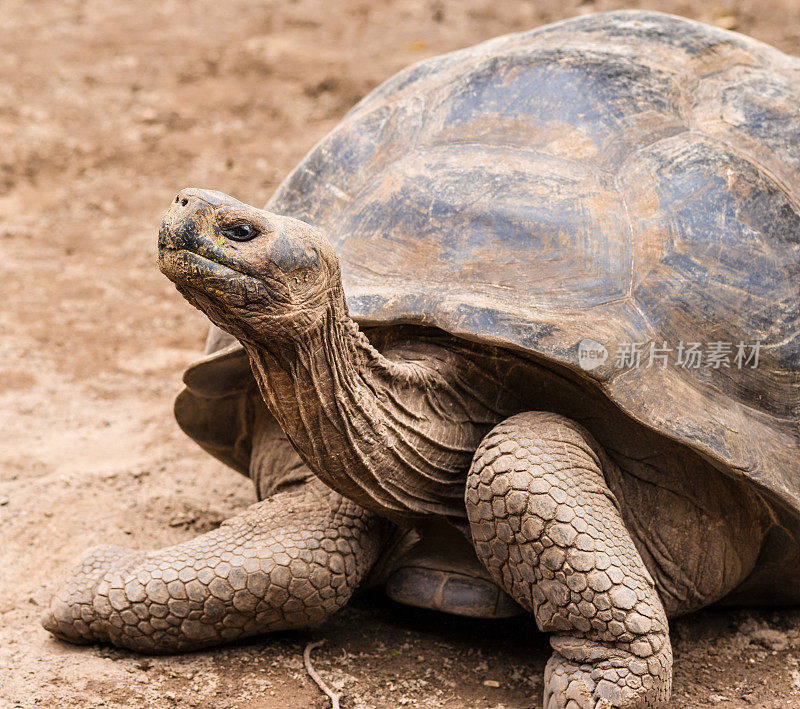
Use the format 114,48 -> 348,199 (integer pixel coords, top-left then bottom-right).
243,305 -> 500,522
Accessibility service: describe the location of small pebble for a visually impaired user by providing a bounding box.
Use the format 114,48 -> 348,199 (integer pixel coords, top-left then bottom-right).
483,680 -> 501,688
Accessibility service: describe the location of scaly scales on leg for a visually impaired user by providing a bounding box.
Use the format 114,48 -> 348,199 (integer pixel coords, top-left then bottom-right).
43,477 -> 385,652
466,412 -> 671,708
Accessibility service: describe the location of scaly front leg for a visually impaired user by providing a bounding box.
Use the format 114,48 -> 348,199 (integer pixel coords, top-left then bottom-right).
466,412 -> 671,708
42,477 -> 386,652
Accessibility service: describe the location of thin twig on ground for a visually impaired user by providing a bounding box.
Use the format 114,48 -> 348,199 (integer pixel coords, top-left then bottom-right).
303,640 -> 341,709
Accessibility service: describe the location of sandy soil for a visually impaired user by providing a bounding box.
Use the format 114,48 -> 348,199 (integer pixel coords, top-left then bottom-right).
2,0 -> 800,707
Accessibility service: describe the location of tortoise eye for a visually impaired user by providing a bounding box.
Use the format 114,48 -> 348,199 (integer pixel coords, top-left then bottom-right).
222,223 -> 257,241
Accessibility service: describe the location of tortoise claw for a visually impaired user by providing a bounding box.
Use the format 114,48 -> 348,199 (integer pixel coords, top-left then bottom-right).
42,545 -> 144,646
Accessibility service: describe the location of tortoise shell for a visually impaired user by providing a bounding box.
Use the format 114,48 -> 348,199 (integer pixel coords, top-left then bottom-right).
177,11 -> 799,518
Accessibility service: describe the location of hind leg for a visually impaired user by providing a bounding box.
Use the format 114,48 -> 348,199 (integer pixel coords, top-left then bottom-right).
466,412 -> 671,708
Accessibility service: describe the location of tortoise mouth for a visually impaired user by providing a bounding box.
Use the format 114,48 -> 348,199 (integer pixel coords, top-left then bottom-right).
158,242 -> 265,301
158,213 -> 260,287
160,247 -> 245,279
159,217 -> 242,269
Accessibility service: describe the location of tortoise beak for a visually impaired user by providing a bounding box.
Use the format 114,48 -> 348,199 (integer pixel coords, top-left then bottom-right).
157,188 -> 249,292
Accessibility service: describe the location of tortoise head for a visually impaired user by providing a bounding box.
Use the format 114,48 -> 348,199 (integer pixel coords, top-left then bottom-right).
158,188 -> 343,343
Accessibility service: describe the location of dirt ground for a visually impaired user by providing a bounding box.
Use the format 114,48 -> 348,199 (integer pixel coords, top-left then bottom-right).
2,0 -> 800,707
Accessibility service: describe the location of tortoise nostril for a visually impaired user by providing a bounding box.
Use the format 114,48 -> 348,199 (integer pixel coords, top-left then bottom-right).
175,190 -> 194,209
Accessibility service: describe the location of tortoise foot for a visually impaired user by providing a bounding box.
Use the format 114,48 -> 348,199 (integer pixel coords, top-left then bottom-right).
544,640 -> 671,708
42,545 -> 145,646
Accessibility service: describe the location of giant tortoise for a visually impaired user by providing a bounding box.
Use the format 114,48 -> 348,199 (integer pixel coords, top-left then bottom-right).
44,11 -> 800,708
